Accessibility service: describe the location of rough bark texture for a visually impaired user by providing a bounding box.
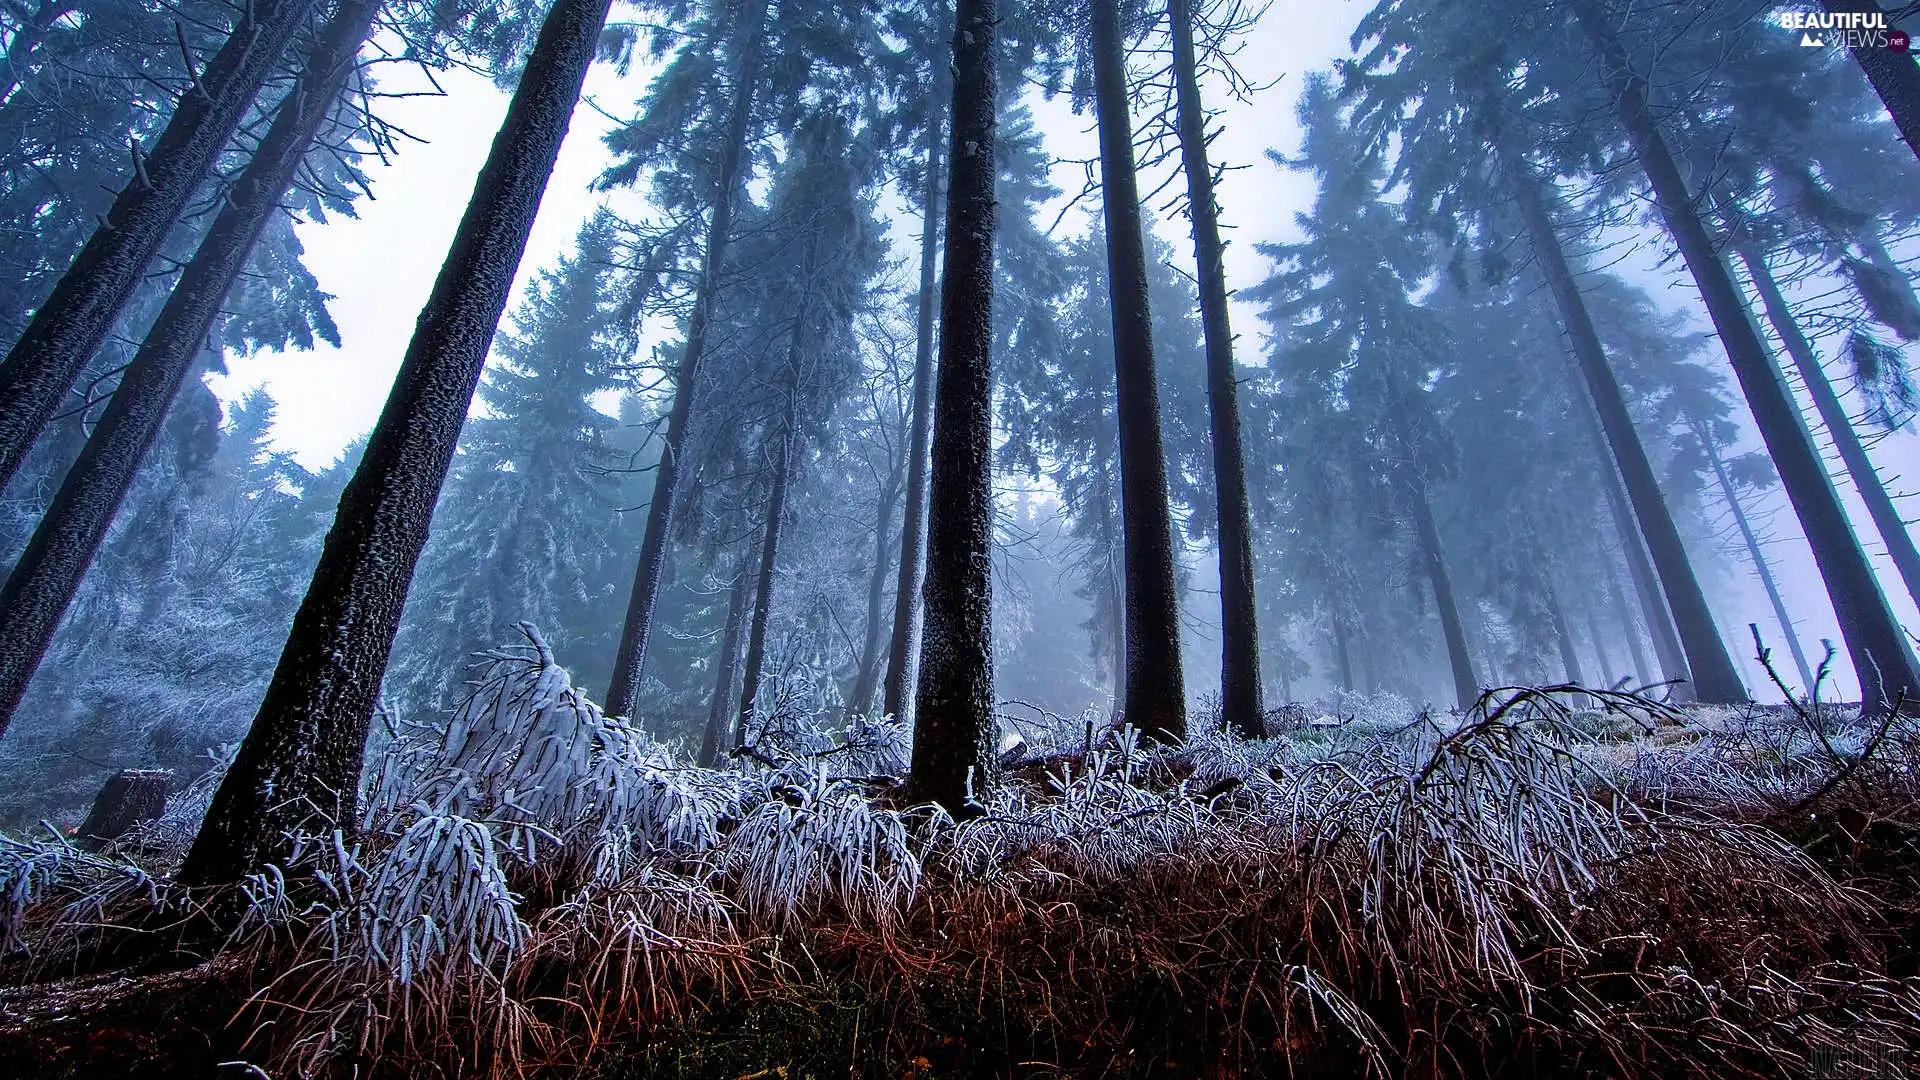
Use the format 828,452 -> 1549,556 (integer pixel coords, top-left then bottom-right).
1170,0 -> 1261,738
736,431 -> 793,748
1824,0 -> 1920,162
699,557 -> 752,768
1741,246 -> 1920,614
1699,421 -> 1818,693
1577,0 -> 1919,713
0,0 -> 381,739
905,0 -> 998,814
1499,136 -> 1746,704
77,769 -> 169,847
881,50 -> 949,727
0,0 -> 320,495
603,0 -> 770,720
1090,0 -> 1187,743
177,0 -> 611,887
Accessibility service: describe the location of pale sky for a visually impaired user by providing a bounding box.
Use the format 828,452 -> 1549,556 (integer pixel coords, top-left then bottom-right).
207,2 -> 1920,702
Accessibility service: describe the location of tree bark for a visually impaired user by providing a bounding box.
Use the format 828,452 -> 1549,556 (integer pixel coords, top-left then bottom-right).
1089,0 -> 1187,743
1577,0 -> 1919,713
603,0 -> 770,720
905,0 -> 998,814
1498,134 -> 1745,703
1587,399 -> 1690,687
1169,0 -> 1261,738
848,462 -> 903,715
736,430 -> 793,748
1740,244 -> 1920,613
1823,0 -> 1920,163
881,34 -> 949,726
1583,603 -> 1617,686
177,0 -> 612,887
1331,611 -> 1355,692
1698,421 -> 1819,693
0,0 -> 382,739
699,555 -> 752,767
1406,477 -> 1478,711
77,769 -> 169,848
0,0 -> 320,495
1544,575 -> 1586,687
1608,559 -> 1656,687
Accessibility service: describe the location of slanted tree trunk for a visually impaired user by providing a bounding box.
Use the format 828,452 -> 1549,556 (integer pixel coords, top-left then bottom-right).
1584,604 -> 1617,687
1497,132 -> 1744,703
1740,245 -> 1920,613
1697,421 -> 1819,693
1405,468 -> 1477,710
77,769 -> 169,848
882,40 -> 949,726
1608,560 -> 1657,687
1590,413 -> 1689,686
1577,0 -> 1919,713
177,0 -> 612,888
0,0 -> 320,494
0,0 -> 382,739
1169,0 -> 1260,738
1545,578 -> 1586,687
1823,0 -> 1920,162
604,0 -> 771,720
698,556 -> 752,768
905,0 -> 999,814
849,459 -> 904,715
1089,0 -> 1187,743
736,430 -> 794,748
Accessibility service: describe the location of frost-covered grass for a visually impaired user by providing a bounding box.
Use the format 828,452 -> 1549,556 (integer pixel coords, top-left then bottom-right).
4,632 -> 1919,1079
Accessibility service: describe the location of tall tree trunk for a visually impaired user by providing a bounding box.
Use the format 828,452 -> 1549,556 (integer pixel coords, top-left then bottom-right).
1545,577 -> 1586,687
1331,611 -> 1355,692
1089,0 -> 1187,743
1169,0 -> 1261,738
0,0 -> 382,739
0,0 -> 320,495
848,464 -> 903,715
1823,0 -> 1920,162
1740,244 -> 1920,612
603,0 -> 770,719
881,30 -> 949,725
1577,0 -> 1920,713
1589,408 -> 1690,686
904,0 -> 998,814
1698,421 -> 1819,693
177,0 -> 611,887
1608,560 -> 1656,687
1406,468 -> 1477,710
736,431 -> 793,747
699,555 -> 752,767
1497,132 -> 1744,703
1584,603 -> 1616,686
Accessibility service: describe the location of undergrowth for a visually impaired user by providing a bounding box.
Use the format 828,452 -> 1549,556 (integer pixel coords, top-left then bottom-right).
2,624 -> 1917,1078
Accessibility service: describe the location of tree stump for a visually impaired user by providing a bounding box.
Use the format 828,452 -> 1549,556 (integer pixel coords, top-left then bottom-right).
76,770 -> 170,848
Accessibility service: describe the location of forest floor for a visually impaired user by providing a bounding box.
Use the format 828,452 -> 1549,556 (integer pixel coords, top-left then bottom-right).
2,673 -> 1918,1079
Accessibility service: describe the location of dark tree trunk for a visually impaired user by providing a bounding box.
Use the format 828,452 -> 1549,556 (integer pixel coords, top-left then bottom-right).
1824,0 -> 1920,162
699,556 -> 753,767
1584,604 -> 1617,686
1405,468 -> 1477,710
0,0 -> 382,739
736,431 -> 793,747
881,39 -> 949,726
849,461 -> 904,715
1590,410 -> 1690,688
77,769 -> 169,848
1741,245 -> 1920,613
1698,420 -> 1819,693
603,0 -> 770,720
1608,561 -> 1656,687
905,0 -> 999,814
1498,136 -> 1745,703
177,0 -> 611,887
1089,0 -> 1187,743
0,0 -> 320,495
1545,577 -> 1586,687
1578,0 -> 1920,713
1331,613 -> 1355,692
1170,0 -> 1261,738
